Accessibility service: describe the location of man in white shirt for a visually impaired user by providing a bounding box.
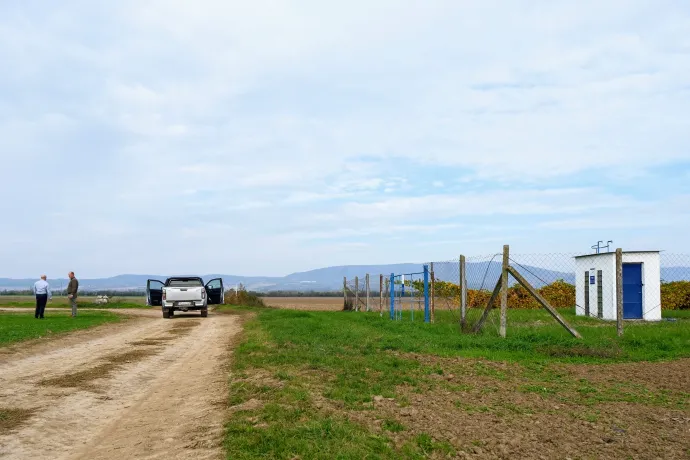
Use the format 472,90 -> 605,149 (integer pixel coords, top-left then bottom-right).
33,275 -> 52,319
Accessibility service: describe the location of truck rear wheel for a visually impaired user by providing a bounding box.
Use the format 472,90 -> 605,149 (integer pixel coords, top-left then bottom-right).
163,309 -> 170,318
201,309 -> 208,317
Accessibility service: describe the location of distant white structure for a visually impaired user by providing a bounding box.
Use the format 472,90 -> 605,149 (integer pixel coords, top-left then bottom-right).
574,251 -> 661,321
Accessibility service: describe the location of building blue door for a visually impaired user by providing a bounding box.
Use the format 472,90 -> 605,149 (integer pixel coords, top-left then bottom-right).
622,263 -> 643,319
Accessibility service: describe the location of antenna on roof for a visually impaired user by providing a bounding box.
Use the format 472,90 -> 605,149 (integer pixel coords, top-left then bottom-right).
591,240 -> 613,254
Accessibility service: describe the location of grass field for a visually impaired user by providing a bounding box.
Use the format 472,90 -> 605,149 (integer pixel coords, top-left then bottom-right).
0,295 -> 149,309
223,306 -> 690,459
0,310 -> 122,347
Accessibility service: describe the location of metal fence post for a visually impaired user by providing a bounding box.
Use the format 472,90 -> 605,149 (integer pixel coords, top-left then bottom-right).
424,265 -> 430,323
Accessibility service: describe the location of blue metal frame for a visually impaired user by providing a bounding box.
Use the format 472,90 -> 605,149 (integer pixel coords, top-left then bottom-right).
389,273 -> 395,320
389,267 -> 430,323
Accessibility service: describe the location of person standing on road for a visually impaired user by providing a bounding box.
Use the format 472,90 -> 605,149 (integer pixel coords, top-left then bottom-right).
33,275 -> 52,319
67,271 -> 79,317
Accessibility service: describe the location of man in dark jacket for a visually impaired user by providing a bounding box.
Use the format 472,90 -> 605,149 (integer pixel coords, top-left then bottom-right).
67,271 -> 79,317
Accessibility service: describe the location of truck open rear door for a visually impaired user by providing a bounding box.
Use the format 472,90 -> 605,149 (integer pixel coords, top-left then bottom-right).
205,278 -> 224,305
146,279 -> 165,306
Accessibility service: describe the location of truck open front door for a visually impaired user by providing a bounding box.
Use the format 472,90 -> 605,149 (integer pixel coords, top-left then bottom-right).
205,278 -> 224,305
146,279 -> 164,306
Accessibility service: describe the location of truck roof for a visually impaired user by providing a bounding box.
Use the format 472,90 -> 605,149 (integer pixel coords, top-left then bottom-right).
165,276 -> 204,285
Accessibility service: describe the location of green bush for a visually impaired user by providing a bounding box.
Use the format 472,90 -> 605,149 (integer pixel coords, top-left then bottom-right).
224,284 -> 266,307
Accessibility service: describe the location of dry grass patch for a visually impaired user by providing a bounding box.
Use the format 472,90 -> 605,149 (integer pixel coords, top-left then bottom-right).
166,321 -> 200,336
39,363 -> 116,388
105,349 -> 159,365
129,339 -> 166,346
172,321 -> 200,329
39,348 -> 160,389
129,334 -> 178,346
0,408 -> 35,432
168,328 -> 194,336
129,336 -> 176,345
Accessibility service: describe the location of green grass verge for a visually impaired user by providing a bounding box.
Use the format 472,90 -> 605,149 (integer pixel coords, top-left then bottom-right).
0,295 -> 149,309
223,306 -> 689,459
0,310 -> 122,347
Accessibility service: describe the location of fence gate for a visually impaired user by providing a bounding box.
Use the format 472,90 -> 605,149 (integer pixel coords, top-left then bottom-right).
389,266 -> 430,322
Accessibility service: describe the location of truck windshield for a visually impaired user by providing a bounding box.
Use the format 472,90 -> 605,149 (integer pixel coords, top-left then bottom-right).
167,279 -> 203,287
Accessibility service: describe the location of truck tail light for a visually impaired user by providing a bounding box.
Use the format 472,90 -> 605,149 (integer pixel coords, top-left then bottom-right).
202,289 -> 206,299
162,290 -> 166,301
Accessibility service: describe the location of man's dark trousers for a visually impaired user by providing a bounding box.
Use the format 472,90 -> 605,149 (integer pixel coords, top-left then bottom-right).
35,294 -> 48,318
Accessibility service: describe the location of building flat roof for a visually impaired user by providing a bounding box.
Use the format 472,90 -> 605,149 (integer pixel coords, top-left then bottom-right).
574,251 -> 660,259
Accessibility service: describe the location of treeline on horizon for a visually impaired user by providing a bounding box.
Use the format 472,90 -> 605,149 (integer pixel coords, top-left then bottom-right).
0,290 -> 146,297
3,281 -> 688,309
0,289 -> 346,297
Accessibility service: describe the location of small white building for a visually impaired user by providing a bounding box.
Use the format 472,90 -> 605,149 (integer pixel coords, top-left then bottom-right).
574,251 -> 661,321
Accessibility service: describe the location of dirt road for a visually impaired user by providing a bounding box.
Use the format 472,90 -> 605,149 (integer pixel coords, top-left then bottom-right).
0,308 -> 240,460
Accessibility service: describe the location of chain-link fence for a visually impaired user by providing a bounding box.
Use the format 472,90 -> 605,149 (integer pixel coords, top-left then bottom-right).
343,275 -> 368,312
343,274 -> 392,313
343,250 -> 690,335
425,259 -> 460,322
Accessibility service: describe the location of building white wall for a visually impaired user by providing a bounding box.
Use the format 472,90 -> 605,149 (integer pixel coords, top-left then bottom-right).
574,252 -> 661,321
575,253 -> 616,320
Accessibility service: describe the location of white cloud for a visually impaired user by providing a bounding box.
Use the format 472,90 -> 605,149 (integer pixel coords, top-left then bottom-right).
0,0 -> 689,277
324,188 -> 638,222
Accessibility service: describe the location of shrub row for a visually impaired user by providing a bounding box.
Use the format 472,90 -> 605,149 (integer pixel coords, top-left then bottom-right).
428,279 -> 690,310
224,285 -> 266,307
660,281 -> 690,310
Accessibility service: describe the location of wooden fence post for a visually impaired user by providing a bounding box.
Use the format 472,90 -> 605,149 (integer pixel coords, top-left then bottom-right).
430,262 -> 436,323
385,277 -> 390,317
379,274 -> 384,316
500,245 -> 509,338
460,255 -> 467,330
355,276 -> 359,312
366,274 -> 371,312
343,276 -> 347,310
616,248 -> 624,337
507,267 -> 582,338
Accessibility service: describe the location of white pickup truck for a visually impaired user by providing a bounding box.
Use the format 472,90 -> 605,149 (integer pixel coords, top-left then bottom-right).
146,276 -> 224,318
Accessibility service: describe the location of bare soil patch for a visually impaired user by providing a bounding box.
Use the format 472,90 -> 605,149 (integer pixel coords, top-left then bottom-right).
345,354 -> 690,459
565,358 -> 690,394
261,297 -> 344,311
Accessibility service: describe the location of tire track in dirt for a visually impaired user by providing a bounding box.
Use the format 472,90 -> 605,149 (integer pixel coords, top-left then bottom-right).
0,309 -> 239,460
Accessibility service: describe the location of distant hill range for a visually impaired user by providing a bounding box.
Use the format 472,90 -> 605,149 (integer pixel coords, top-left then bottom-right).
2,262 -> 689,293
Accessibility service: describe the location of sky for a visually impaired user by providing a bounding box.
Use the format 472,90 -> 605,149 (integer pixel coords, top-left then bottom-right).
1,0 -> 689,278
